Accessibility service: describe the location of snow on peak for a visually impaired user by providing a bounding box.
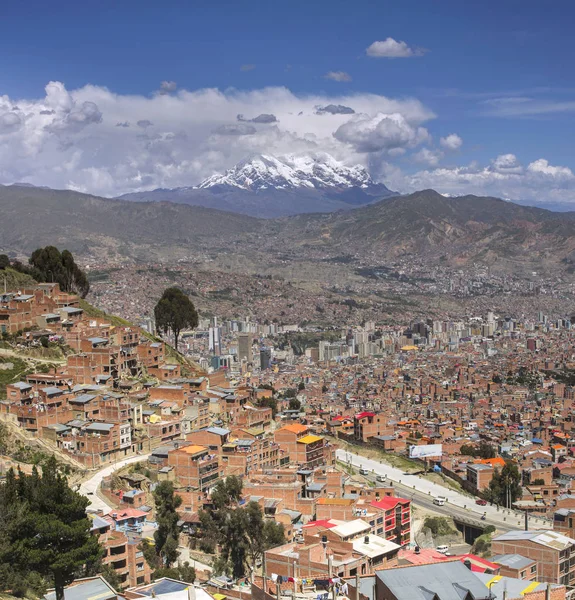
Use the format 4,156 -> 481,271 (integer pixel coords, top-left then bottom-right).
196,153 -> 374,192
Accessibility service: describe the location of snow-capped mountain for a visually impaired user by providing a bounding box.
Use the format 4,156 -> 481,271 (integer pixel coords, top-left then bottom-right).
118,153 -> 396,218
196,153 -> 374,192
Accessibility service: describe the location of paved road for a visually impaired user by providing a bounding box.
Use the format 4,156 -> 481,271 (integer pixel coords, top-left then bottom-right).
79,453 -> 151,512
337,449 -> 552,532
79,453 -> 211,570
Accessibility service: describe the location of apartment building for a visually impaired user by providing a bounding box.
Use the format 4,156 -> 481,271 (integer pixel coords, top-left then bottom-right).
167,444 -> 222,490
274,423 -> 333,468
492,530 -> 575,586
354,412 -> 392,443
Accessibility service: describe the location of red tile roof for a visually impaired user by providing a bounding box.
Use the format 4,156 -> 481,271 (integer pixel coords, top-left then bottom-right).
370,497 -> 410,510
303,519 -> 338,529
355,412 -> 376,419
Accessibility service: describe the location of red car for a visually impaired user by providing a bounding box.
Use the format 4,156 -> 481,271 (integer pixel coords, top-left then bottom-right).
476,499 -> 487,506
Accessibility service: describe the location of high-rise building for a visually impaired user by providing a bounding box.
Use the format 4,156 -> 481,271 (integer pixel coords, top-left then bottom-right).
260,347 -> 272,370
238,333 -> 252,363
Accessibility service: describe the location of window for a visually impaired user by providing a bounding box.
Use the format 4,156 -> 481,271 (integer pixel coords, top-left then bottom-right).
531,565 -> 537,574
137,563 -> 144,571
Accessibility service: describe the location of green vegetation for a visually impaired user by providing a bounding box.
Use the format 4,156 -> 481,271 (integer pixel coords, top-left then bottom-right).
472,532 -> 493,557
10,246 -> 89,298
422,516 -> 456,537
153,481 -> 182,568
154,287 -> 199,350
0,356 -> 28,394
79,299 -> 132,327
0,267 -> 37,291
0,457 -> 103,600
152,563 -> 196,583
288,397 -> 302,411
460,441 -> 496,459
485,461 -> 522,507
198,476 -> 285,579
274,331 -> 341,356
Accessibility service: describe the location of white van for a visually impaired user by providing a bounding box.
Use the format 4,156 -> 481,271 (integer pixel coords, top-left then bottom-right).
436,545 -> 449,554
433,496 -> 447,506
359,467 -> 369,476
376,474 -> 386,482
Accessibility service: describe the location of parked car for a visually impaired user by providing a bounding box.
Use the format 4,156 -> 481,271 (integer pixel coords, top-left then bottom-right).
476,498 -> 487,506
436,545 -> 449,554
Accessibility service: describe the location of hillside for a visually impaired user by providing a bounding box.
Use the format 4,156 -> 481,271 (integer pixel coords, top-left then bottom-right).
276,190 -> 575,271
0,185 -> 259,261
2,185 -> 575,272
1,267 -> 38,291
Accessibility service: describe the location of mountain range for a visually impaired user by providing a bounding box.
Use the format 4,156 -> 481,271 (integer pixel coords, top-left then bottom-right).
118,153 -> 396,217
1,184 -> 575,274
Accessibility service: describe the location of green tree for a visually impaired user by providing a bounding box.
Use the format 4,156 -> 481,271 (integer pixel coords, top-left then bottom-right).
0,457 -> 102,600
28,246 -> 90,298
153,481 -> 183,568
153,562 -> 196,583
486,461 -> 522,507
0,255 -> 9,270
298,382 -> 305,391
477,441 -> 496,459
154,287 -> 198,350
257,396 -> 278,417
99,564 -> 122,591
198,478 -> 285,580
288,398 -> 301,411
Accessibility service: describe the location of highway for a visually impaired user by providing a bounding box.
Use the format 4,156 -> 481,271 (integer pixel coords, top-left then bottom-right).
336,449 -> 552,532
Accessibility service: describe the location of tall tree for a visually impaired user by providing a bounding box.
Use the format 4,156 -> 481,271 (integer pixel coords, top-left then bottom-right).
153,481 -> 183,568
198,478 -> 285,580
0,457 -> 102,600
26,246 -> 90,297
486,461 -> 522,507
154,287 -> 198,350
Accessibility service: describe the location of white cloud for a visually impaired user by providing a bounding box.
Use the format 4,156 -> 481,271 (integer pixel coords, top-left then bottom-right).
0,80 -> 434,196
324,71 -> 352,82
439,133 -> 462,151
492,153 -> 522,174
159,81 -> 177,95
482,96 -> 575,117
393,155 -> 575,205
527,158 -> 574,181
334,112 -> 430,153
366,38 -> 426,58
413,147 -> 443,167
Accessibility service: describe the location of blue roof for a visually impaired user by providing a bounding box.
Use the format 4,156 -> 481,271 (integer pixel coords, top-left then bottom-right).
70,394 -> 96,404
41,386 -> 62,396
532,438 -> 544,444
136,577 -> 192,595
206,426 -> 230,436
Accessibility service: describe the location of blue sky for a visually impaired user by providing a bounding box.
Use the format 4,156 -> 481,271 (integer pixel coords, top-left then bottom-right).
0,0 -> 574,205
